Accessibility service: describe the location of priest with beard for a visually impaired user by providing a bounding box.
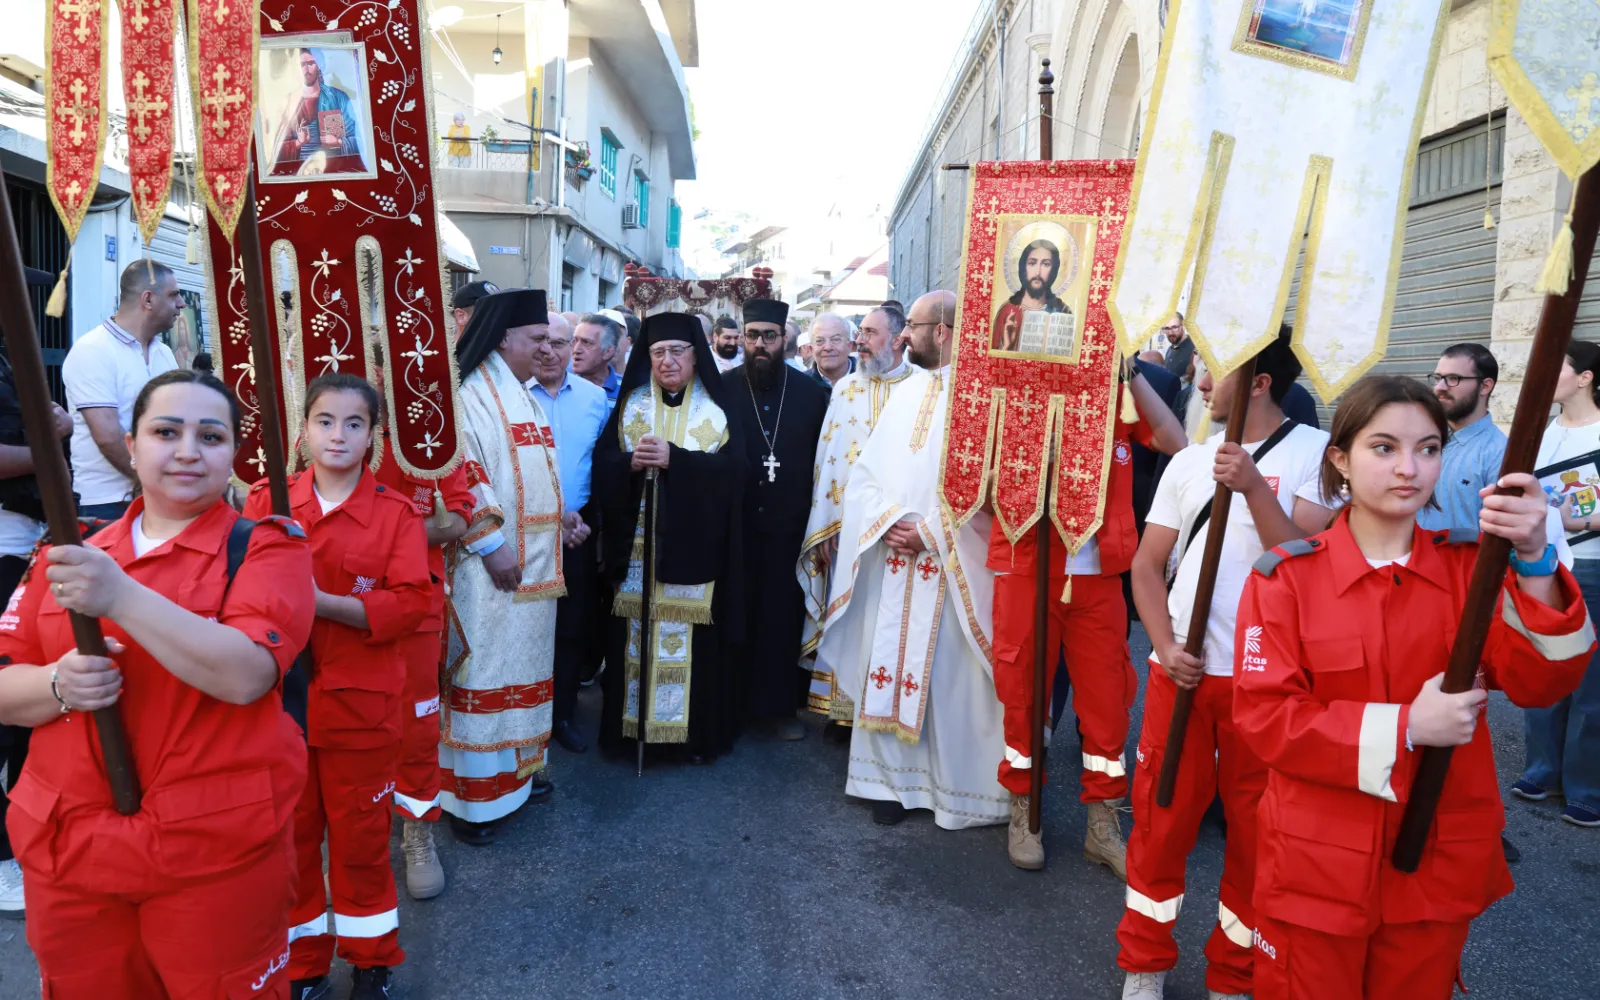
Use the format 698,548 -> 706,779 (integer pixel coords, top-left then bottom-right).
595,313 -> 749,763
719,300 -> 829,739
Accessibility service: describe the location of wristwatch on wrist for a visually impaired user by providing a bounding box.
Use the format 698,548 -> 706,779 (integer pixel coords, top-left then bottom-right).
49,667 -> 70,714
1509,543 -> 1559,578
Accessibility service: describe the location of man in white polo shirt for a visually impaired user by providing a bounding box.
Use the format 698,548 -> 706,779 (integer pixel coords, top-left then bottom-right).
63,260 -> 182,519
1116,326 -> 1338,1000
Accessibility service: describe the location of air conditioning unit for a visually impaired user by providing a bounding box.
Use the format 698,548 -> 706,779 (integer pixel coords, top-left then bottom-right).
622,204 -> 642,229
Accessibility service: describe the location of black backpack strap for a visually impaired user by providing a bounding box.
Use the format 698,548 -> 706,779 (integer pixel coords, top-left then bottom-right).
223,517 -> 256,597
1182,420 -> 1299,559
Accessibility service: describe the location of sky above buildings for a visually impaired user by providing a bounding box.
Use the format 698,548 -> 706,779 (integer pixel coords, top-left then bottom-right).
677,0 -> 979,240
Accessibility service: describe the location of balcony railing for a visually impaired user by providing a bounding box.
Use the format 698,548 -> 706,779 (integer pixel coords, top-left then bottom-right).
436,134 -> 536,171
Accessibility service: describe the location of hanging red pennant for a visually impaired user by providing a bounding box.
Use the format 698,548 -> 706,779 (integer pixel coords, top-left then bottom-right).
122,0 -> 179,242
45,0 -> 110,243
188,0 -> 259,242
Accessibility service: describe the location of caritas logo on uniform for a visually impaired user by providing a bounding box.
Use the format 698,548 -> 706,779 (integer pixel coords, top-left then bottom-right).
1242,626 -> 1268,673
1254,928 -> 1278,961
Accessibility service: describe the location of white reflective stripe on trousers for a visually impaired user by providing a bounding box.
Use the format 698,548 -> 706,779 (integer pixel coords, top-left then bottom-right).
1218,901 -> 1252,948
1005,745 -> 1033,769
1125,885 -> 1183,923
288,912 -> 330,943
393,790 -> 441,819
1082,752 -> 1127,777
333,908 -> 400,938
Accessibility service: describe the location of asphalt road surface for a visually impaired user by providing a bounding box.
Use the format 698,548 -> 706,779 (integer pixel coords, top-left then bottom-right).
0,626 -> 1594,999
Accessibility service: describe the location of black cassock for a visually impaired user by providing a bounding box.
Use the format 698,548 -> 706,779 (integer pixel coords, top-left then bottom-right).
722,363 -> 829,721
594,388 -> 748,761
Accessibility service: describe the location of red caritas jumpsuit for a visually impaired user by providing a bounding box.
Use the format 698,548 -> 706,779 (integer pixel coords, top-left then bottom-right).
244,470 -> 430,980
373,435 -> 473,823
989,394 -> 1148,802
0,500 -> 314,999
1235,518 -> 1595,1000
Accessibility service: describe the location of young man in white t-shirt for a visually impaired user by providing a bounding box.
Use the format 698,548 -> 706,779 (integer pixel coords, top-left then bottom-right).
1117,326 -> 1337,1000
62,260 -> 182,520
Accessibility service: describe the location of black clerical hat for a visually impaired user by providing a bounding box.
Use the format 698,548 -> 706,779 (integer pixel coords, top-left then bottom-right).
743,298 -> 788,328
451,280 -> 500,310
455,288 -> 549,375
641,311 -> 701,347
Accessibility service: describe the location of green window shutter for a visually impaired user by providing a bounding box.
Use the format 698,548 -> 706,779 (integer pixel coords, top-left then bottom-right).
599,136 -> 618,199
667,202 -> 681,248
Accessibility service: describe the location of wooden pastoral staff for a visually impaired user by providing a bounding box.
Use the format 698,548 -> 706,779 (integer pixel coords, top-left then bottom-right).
938,60 -> 1136,834
15,0 -> 464,812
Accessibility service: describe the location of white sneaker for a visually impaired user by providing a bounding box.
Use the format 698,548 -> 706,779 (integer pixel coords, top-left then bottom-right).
0,858 -> 24,918
1208,991 -> 1251,1000
1122,970 -> 1165,999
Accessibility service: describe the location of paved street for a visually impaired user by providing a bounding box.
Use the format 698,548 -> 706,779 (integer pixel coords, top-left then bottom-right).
0,626 -> 1594,999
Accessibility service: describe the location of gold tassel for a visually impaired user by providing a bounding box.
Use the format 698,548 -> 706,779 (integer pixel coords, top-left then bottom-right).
44,264 -> 68,318
1059,573 -> 1072,603
1535,184 -> 1579,296
1119,381 -> 1138,424
1484,208 -> 1496,230
185,226 -> 201,265
430,488 -> 451,529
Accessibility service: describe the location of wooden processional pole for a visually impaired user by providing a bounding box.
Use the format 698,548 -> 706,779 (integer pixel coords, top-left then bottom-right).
236,170 -> 293,519
1393,165 -> 1600,871
0,162 -> 140,814
1028,59 -> 1054,836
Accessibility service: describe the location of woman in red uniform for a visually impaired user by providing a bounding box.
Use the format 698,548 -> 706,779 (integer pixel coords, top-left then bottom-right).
1236,376 -> 1595,1000
0,368 -> 314,998
244,373 -> 430,1000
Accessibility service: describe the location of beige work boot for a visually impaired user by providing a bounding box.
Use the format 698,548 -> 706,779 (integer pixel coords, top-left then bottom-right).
1122,970 -> 1166,999
402,819 -> 446,900
1084,798 -> 1128,880
1008,794 -> 1045,870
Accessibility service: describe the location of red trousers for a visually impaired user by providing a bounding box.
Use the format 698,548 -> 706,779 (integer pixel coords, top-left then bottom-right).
1252,915 -> 1469,1000
25,824 -> 295,999
288,744 -> 405,978
394,630 -> 443,822
992,571 -> 1136,801
1117,669 -> 1266,995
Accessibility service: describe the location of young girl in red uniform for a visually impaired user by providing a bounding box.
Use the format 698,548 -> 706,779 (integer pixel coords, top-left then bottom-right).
1235,376 -> 1595,1000
245,373 -> 430,1000
0,368 -> 315,998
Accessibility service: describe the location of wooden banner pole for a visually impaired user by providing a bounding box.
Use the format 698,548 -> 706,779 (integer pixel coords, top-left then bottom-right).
0,162 -> 140,814
1393,165 -> 1600,872
235,170 -> 292,518
1027,58 -> 1055,836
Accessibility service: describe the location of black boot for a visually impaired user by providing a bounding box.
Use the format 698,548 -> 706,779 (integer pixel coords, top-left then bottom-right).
351,966 -> 392,999
872,800 -> 907,826
554,720 -> 588,753
288,976 -> 330,1000
450,815 -> 496,847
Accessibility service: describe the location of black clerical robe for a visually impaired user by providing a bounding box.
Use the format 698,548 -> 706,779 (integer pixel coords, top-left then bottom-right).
595,383 -> 747,760
722,363 -> 830,721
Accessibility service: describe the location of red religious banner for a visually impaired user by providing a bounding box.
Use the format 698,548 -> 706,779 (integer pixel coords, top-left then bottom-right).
122,0 -> 179,241
939,159 -> 1133,553
203,0 -> 462,482
45,0 -> 110,244
624,265 -> 774,314
187,0 -> 259,241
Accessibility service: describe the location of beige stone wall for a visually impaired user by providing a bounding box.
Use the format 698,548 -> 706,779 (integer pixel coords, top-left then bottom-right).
1420,0 -> 1504,138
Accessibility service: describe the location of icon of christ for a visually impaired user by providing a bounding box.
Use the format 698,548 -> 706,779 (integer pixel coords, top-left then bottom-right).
269,48 -> 365,175
992,239 -> 1076,358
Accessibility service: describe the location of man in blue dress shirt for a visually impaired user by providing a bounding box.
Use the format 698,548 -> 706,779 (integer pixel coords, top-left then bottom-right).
572,311 -> 626,406
1417,343 -> 1505,533
529,313 -> 612,753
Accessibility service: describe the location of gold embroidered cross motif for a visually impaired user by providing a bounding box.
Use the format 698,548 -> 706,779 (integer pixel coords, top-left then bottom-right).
213,0 -> 230,25
1077,325 -> 1109,367
960,382 -> 988,417
58,0 -> 96,43
1088,259 -> 1112,304
1010,387 -> 1042,427
1062,389 -> 1097,432
978,195 -> 1001,236
954,437 -> 984,474
826,479 -> 845,505
660,630 -> 686,656
1565,73 -> 1600,140
1335,164 -> 1388,215
1065,453 -> 1094,488
126,0 -> 152,32
839,380 -> 865,403
623,407 -> 650,444
1004,447 -> 1037,486
820,419 -> 839,444
1315,248 -> 1374,308
1040,195 -> 1056,214
844,441 -> 861,466
688,418 -> 720,451
60,77 -> 93,147
201,64 -> 246,136
126,70 -> 169,143
1097,196 -> 1125,239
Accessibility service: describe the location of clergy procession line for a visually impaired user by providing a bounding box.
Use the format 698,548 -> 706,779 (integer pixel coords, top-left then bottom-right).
0,261 -> 1593,1000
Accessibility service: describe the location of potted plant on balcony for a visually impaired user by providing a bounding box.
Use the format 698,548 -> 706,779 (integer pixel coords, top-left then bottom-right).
481,125 -> 530,155
565,142 -> 593,178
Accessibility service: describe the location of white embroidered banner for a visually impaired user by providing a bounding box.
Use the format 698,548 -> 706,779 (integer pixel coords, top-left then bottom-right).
1110,0 -> 1450,399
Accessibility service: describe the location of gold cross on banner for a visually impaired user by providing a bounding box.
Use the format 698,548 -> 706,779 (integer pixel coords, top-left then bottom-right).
826,479 -> 845,506
1065,453 -> 1094,487
954,437 -> 984,474
60,77 -> 92,146
58,0 -> 96,43
1097,196 -> 1125,239
1062,389 -> 1097,432
1004,447 -> 1037,486
202,64 -> 246,136
213,0 -> 230,25
1088,259 -> 1111,304
126,70 -> 169,143
960,382 -> 989,417
1010,387 -> 1042,427
1078,325 -> 1109,367
1040,195 -> 1056,214
1564,72 -> 1600,139
125,0 -> 153,32
978,195 -> 1001,236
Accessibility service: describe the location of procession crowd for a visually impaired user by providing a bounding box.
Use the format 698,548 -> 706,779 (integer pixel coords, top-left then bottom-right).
0,259 -> 1591,1000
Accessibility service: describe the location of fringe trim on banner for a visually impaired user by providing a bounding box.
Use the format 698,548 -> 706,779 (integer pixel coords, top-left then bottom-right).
45,264 -> 69,318
611,592 -> 715,625
1119,382 -> 1139,424
1536,183 -> 1580,296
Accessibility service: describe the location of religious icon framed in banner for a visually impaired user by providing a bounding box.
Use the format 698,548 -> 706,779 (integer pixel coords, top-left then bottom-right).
987,215 -> 1096,363
1232,0 -> 1374,80
1535,448 -> 1600,547
255,38 -> 377,184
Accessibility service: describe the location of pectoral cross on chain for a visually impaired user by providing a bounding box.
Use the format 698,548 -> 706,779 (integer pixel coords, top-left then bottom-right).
763,452 -> 781,483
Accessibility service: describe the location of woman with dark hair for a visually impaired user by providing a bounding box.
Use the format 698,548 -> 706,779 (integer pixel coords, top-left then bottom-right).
1234,375 -> 1593,999
1517,340 -> 1600,827
243,372 -> 430,1000
0,368 -> 314,997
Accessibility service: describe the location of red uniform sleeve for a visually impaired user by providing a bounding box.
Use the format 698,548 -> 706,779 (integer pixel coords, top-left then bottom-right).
1485,565 -> 1596,708
220,521 -> 316,676
439,464 -> 475,521
1232,571 -> 1411,803
357,504 -> 431,644
240,481 -> 271,522
0,559 -> 50,668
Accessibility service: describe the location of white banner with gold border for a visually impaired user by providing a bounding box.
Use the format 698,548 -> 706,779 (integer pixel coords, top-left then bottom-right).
1109,0 -> 1450,398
